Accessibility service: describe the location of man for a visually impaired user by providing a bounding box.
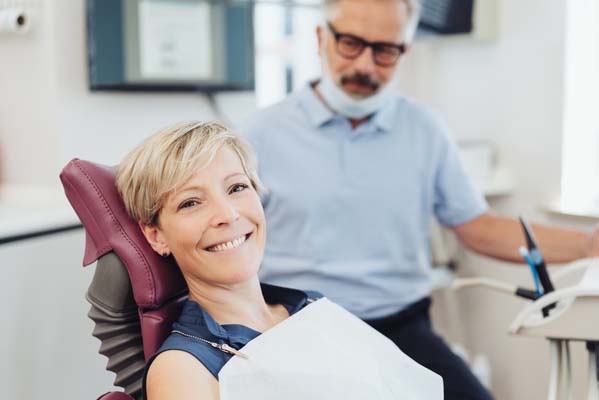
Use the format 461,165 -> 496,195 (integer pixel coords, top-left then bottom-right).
242,1 -> 599,398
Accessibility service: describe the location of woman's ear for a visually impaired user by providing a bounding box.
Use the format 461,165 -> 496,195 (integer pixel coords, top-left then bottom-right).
139,221 -> 170,256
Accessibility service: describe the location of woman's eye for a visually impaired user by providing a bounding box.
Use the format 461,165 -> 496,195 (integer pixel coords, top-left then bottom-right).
230,183 -> 249,194
179,199 -> 199,209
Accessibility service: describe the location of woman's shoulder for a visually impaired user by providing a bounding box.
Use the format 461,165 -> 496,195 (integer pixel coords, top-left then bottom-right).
152,327 -> 232,377
145,349 -> 218,400
143,329 -> 226,399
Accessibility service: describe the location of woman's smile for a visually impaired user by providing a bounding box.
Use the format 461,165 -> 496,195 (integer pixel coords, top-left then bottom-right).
204,231 -> 253,253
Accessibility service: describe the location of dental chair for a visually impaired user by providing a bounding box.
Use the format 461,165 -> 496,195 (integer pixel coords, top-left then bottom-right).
60,158 -> 189,400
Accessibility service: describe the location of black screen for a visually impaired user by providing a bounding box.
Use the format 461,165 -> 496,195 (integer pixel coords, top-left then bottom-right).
418,0 -> 475,35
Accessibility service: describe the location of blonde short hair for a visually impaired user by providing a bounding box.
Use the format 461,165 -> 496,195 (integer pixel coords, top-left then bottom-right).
116,121 -> 263,226
324,0 -> 421,42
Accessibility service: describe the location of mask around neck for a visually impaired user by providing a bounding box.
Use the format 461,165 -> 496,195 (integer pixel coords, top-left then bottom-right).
317,67 -> 397,120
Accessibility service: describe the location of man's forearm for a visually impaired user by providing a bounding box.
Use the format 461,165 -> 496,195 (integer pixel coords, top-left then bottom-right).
453,213 -> 590,263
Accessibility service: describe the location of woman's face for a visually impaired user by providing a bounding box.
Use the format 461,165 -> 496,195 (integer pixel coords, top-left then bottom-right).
142,145 -> 266,286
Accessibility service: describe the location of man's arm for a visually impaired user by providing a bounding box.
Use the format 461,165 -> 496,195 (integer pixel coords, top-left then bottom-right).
452,212 -> 599,263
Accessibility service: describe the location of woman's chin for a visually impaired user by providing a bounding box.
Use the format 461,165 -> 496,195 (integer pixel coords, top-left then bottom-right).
210,257 -> 262,285
219,268 -> 261,286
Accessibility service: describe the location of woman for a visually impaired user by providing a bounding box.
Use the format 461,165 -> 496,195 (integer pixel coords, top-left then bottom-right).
116,121 -> 442,400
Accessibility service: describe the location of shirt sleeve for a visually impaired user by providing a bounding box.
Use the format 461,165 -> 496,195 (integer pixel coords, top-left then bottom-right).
432,120 -> 488,227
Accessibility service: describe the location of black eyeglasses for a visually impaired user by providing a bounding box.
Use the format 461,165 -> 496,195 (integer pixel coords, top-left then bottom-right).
327,22 -> 406,67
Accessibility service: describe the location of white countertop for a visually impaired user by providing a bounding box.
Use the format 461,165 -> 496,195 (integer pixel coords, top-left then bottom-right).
0,184 -> 80,241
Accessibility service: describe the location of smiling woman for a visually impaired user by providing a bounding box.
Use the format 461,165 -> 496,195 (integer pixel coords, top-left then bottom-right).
115,120 -> 443,400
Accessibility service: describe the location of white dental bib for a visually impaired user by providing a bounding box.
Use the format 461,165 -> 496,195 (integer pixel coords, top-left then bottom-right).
218,298 -> 443,399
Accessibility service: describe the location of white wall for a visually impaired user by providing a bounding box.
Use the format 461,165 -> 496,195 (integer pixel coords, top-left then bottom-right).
0,0 -> 59,186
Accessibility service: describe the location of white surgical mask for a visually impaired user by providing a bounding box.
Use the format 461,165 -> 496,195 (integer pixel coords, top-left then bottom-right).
318,62 -> 398,120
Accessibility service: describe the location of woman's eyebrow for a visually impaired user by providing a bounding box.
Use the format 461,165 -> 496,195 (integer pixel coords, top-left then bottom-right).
172,172 -> 247,200
176,186 -> 203,196
224,172 -> 247,180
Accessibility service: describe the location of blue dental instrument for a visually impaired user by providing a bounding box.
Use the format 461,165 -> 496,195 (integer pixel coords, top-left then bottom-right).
519,246 -> 542,296
519,216 -> 556,316
519,216 -> 555,293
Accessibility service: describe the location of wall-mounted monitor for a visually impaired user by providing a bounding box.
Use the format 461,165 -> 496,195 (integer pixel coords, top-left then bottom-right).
87,0 -> 254,92
418,0 -> 475,35
416,0 -> 495,40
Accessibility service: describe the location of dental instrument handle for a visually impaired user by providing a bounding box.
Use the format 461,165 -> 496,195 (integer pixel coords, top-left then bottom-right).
530,248 -> 555,294
519,247 -> 542,296
518,216 -> 555,294
515,287 -> 540,301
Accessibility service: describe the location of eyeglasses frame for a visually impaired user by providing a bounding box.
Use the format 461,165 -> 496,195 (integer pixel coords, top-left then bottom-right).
326,21 -> 407,67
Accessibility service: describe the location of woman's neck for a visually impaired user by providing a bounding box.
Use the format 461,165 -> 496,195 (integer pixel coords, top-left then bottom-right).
186,277 -> 288,333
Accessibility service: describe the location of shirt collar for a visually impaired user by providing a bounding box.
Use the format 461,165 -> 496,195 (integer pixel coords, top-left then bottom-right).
296,80 -> 397,133
296,81 -> 336,128
370,97 -> 397,133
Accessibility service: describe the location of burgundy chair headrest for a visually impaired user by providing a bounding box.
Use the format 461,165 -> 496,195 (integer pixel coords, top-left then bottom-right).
60,158 -> 187,308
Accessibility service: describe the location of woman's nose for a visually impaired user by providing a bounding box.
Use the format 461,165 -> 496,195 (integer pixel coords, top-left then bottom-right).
210,197 -> 240,227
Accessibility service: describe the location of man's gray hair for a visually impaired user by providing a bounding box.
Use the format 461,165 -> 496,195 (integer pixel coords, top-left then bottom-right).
323,0 -> 421,43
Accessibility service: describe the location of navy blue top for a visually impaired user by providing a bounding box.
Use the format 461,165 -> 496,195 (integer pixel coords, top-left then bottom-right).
142,283 -> 321,397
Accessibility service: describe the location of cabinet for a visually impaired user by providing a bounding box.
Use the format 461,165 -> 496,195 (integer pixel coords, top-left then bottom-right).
0,229 -> 116,399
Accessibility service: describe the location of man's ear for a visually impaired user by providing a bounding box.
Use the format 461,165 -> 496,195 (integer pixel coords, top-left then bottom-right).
139,221 -> 170,256
316,25 -> 324,56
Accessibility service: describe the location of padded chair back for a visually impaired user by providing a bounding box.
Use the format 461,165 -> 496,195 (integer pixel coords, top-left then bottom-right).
60,159 -> 188,400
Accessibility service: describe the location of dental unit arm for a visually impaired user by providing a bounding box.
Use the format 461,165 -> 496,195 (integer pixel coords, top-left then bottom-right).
450,214 -> 599,400
452,256 -> 599,400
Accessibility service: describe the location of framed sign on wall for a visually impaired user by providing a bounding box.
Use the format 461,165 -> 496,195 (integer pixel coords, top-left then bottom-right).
87,0 -> 254,92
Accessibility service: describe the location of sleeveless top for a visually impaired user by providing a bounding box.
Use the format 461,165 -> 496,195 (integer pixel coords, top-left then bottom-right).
142,283 -> 321,397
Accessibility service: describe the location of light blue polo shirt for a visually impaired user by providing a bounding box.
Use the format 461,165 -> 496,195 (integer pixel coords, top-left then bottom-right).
241,83 -> 488,319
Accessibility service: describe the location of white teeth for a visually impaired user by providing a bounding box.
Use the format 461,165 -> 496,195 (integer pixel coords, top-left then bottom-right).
208,234 -> 247,252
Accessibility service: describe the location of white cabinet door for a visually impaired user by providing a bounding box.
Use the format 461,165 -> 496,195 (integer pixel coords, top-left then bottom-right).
0,229 -> 117,399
